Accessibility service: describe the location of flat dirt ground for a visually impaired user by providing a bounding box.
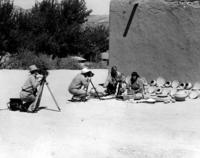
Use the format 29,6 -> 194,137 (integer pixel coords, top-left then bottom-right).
0,70 -> 200,158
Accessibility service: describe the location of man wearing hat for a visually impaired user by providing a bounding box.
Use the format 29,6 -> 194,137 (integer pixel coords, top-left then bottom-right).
68,67 -> 93,101
20,65 -> 43,112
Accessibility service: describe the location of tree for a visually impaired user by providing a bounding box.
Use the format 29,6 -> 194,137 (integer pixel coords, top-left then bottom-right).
28,0 -> 92,57
14,11 -> 33,50
0,0 -> 109,62
0,0 -> 16,53
56,0 -> 92,57
60,0 -> 91,25
80,25 -> 109,61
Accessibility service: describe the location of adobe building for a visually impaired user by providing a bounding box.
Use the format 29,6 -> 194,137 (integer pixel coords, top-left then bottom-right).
109,0 -> 200,82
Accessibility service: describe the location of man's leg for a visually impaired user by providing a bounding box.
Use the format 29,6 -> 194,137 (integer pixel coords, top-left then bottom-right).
27,102 -> 36,112
21,95 -> 36,112
106,83 -> 117,95
69,88 -> 88,101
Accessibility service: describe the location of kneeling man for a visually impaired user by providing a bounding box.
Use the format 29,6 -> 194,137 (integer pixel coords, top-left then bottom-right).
68,68 -> 93,101
20,65 -> 43,112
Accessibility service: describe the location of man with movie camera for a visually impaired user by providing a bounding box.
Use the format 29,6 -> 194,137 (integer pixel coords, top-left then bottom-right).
20,65 -> 44,112
68,68 -> 94,101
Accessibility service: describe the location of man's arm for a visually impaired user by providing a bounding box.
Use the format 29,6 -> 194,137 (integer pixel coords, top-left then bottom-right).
81,76 -> 90,90
103,70 -> 112,88
30,75 -> 41,89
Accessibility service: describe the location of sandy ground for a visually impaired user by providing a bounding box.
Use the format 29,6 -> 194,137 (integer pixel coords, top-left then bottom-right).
0,70 -> 200,158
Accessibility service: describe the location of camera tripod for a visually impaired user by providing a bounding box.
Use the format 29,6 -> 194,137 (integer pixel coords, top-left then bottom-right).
88,79 -> 102,100
31,77 -> 61,112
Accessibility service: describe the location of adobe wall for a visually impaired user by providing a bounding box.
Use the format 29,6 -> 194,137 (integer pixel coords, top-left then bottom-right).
109,0 -> 200,82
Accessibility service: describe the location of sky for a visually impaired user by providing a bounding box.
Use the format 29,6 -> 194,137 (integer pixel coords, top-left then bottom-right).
13,0 -> 110,15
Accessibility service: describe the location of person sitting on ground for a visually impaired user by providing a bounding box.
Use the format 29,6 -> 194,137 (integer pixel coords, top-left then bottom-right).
68,68 -> 94,101
115,73 -> 127,97
20,65 -> 43,112
103,66 -> 122,95
126,71 -> 147,99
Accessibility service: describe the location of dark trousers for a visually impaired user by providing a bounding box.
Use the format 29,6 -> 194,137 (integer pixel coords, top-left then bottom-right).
106,82 -> 117,95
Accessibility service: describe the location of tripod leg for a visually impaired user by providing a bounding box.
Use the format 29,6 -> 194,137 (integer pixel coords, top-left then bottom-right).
90,80 -> 102,100
31,82 -> 45,112
45,83 -> 61,111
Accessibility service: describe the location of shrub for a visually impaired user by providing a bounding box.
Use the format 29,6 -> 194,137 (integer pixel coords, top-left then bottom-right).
7,50 -> 55,69
56,57 -> 82,69
6,49 -> 82,69
86,62 -> 108,69
4,49 -> 107,70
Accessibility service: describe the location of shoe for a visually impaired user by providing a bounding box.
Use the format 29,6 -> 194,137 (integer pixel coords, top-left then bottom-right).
71,96 -> 81,102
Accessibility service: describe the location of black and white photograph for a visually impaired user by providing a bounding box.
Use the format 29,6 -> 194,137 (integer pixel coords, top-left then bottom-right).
1,0 -> 200,157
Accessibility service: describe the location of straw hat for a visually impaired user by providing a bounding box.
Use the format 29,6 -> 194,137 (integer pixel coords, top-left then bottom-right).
164,81 -> 172,87
192,82 -> 200,90
189,90 -> 199,99
29,65 -> 39,72
156,77 -> 165,87
185,82 -> 193,90
81,67 -> 90,74
150,80 -> 157,86
172,80 -> 179,88
174,90 -> 188,101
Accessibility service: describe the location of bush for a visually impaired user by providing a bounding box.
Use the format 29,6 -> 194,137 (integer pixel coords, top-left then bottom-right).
0,0 -> 109,62
54,57 -> 82,69
6,49 -> 82,69
86,62 -> 108,69
7,50 -> 56,69
3,48 -> 108,70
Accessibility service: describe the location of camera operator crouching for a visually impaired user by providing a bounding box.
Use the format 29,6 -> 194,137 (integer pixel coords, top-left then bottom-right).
20,65 -> 44,112
68,68 -> 94,102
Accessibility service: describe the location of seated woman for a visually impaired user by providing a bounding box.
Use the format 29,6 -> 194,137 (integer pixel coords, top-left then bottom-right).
115,73 -> 127,97
126,72 -> 147,99
103,66 -> 122,95
20,65 -> 43,112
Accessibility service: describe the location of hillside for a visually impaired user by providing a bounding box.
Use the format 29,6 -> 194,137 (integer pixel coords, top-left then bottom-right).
86,14 -> 109,27
13,5 -> 109,27
13,5 -> 29,13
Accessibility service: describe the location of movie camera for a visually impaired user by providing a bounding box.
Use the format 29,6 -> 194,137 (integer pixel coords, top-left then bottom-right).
86,71 -> 94,78
38,68 -> 49,82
